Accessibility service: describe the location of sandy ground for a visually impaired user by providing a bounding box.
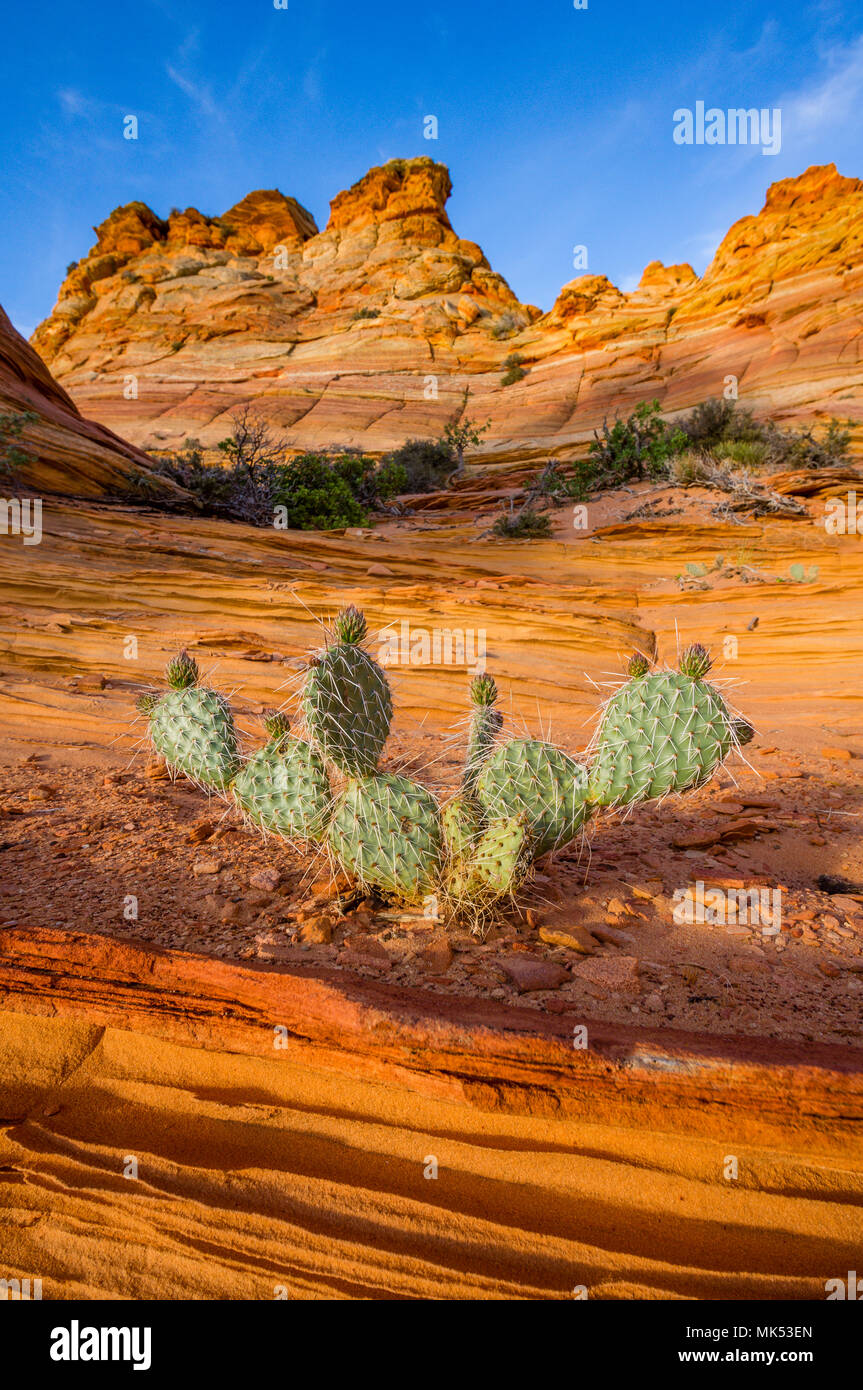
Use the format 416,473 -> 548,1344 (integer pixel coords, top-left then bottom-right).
1,737 -> 862,1047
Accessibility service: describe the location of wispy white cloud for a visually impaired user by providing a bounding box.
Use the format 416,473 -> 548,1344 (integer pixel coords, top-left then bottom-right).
780,32 -> 863,143
57,88 -> 94,118
165,63 -> 218,118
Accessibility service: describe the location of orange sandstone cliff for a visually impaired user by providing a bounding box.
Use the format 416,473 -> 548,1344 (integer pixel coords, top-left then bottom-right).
30,159 -> 863,465
0,306 -> 183,499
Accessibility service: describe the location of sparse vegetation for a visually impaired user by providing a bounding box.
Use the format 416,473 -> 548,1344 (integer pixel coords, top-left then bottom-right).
490,311 -> 522,339
679,397 -> 852,471
380,438 -> 455,493
590,399 -> 688,484
352,307 -> 381,321
0,409 -> 39,483
149,408 -> 405,528
492,505 -> 552,539
501,353 -> 528,386
440,388 -> 491,479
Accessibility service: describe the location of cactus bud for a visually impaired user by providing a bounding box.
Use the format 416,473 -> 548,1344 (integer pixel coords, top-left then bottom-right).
262,708 -> 291,743
333,605 -> 367,646
679,643 -> 712,680
627,651 -> 650,678
136,692 -> 159,715
470,673 -> 498,707
166,649 -> 199,690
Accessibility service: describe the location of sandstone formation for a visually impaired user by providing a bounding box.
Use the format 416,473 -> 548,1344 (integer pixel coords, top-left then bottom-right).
1,928 -> 862,1299
0,307 -> 183,500
30,159 -> 863,464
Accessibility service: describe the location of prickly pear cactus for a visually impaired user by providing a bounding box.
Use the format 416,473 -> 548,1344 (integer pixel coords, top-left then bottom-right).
232,711 -> 331,842
587,644 -> 748,807
138,650 -> 240,793
477,739 -> 590,857
133,611 -> 755,932
463,673 -> 503,795
327,773 -> 442,903
446,814 -> 532,905
303,605 -> 393,778
441,794 -> 482,861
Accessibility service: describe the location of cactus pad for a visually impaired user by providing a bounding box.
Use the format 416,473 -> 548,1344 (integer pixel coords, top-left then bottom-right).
303,610 -> 393,777
148,684 -> 240,793
233,716 -> 331,842
588,668 -> 736,806
442,794 -> 482,861
477,739 -> 590,856
463,674 -> 503,795
446,814 -> 532,904
327,773 -> 442,903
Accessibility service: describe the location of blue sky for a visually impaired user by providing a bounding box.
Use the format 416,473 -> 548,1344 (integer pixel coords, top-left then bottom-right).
1,0 -> 861,337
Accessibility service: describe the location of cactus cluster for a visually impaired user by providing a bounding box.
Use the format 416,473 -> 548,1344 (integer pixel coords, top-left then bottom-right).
135,606 -> 753,930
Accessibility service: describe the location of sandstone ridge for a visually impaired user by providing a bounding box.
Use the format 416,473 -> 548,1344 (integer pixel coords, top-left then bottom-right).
29,158 -> 863,463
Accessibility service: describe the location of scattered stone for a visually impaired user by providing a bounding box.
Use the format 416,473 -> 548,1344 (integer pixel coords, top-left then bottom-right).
366,563 -> 394,577
28,785 -> 57,802
496,955 -> 570,993
192,857 -> 222,876
145,759 -> 170,780
250,867 -> 282,893
538,925 -> 595,955
298,916 -> 333,945
574,955 -> 640,993
590,925 -> 635,947
827,895 -> 861,917
821,746 -> 852,760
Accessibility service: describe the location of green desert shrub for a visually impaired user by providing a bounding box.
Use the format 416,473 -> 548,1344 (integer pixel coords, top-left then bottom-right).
679,398 -> 851,471
352,307 -> 381,321
492,506 -> 553,539
589,399 -> 688,484
271,453 -> 371,530
533,459 -> 597,503
678,398 -> 763,449
716,439 -> 768,469
150,413 -> 405,528
501,353 -> 528,386
380,438 -> 455,493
